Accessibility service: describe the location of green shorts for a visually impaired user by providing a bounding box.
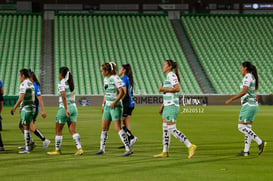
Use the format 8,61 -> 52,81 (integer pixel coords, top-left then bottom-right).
102,105 -> 122,121
239,103 -> 258,123
56,105 -> 78,124
162,105 -> 180,122
21,110 -> 35,125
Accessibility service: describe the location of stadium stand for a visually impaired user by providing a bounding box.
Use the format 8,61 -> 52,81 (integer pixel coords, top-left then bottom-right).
182,14 -> 273,94
0,14 -> 41,95
54,14 -> 203,95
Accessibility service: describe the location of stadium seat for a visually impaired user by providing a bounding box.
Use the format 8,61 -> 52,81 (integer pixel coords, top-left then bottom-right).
54,14 -> 203,95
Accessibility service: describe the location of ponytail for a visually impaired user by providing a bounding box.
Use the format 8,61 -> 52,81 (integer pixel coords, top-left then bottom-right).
59,67 -> 74,92
242,61 -> 259,90
28,70 -> 41,86
166,60 -> 180,83
122,64 -> 134,87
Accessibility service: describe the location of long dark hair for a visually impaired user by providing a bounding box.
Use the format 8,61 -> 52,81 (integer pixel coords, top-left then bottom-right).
20,69 -> 30,78
242,61 -> 259,90
28,69 -> 41,86
59,67 -> 74,92
101,62 -> 117,76
165,60 -> 180,83
121,64 -> 134,88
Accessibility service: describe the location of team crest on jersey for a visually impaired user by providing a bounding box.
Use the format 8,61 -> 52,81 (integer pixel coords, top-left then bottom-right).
104,85 -> 108,90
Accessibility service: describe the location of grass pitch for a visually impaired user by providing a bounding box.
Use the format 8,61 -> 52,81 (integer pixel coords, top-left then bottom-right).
0,106 -> 272,181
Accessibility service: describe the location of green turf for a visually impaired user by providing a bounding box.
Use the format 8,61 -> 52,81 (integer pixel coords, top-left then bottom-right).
0,106 -> 272,180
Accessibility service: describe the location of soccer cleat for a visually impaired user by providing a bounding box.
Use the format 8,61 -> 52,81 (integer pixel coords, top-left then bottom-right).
129,137 -> 138,147
47,150 -> 61,155
75,148 -> 84,156
258,141 -> 267,155
28,142 -> 36,151
18,142 -> 36,150
237,151 -> 249,157
118,145 -> 125,149
18,149 -> 31,154
43,139 -> 51,150
95,150 -> 105,155
188,144 -> 197,159
121,149 -> 133,157
0,146 -> 5,151
153,152 -> 168,158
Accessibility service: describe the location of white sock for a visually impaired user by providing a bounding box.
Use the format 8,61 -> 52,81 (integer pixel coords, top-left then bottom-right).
55,135 -> 63,151
118,129 -> 130,152
238,124 -> 262,145
72,133 -> 82,149
162,123 -> 170,152
169,124 -> 191,148
100,131 -> 108,151
30,135 -> 34,145
24,130 -> 31,151
244,124 -> 252,152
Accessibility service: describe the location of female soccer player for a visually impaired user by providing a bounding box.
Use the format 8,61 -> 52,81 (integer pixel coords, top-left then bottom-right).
11,69 -> 35,153
225,61 -> 266,156
18,71 -> 50,150
154,60 -> 196,158
0,79 -> 4,151
96,62 -> 133,156
118,64 -> 137,148
47,67 -> 83,155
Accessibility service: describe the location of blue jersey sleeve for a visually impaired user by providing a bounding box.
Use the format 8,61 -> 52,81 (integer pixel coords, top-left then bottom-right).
34,82 -> 41,97
121,76 -> 127,87
0,80 -> 2,88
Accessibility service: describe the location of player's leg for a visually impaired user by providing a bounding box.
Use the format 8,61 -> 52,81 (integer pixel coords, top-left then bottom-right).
153,119 -> 170,158
30,113 -> 50,150
96,105 -> 111,155
0,101 -> 4,150
0,132 -> 4,151
124,108 -> 138,147
18,111 -> 33,153
112,106 -> 132,156
237,105 -> 266,156
47,108 -> 66,155
0,101 -> 3,131
113,121 -> 132,156
68,105 -> 83,155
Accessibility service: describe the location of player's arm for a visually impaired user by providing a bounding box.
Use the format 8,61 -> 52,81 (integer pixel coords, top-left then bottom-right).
159,103 -> 164,115
0,87 -> 3,95
102,95 -> 105,113
37,96 -> 46,118
11,93 -> 25,115
225,86 -> 248,105
121,86 -> 127,100
159,83 -> 180,93
110,87 -> 124,109
61,91 -> 70,117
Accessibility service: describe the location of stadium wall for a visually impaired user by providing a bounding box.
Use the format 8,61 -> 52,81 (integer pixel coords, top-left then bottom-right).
3,95 -> 273,107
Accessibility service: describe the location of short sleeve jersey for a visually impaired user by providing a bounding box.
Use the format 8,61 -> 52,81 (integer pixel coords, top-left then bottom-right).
19,79 -> 35,111
240,73 -> 257,105
121,75 -> 134,108
0,80 -> 3,96
104,75 -> 123,106
58,79 -> 76,108
163,72 -> 180,107
33,81 -> 41,107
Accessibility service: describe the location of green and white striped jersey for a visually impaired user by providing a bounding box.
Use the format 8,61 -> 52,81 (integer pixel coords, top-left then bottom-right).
163,72 -> 180,107
58,79 -> 76,108
19,79 -> 35,112
104,75 -> 123,106
240,73 -> 257,105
